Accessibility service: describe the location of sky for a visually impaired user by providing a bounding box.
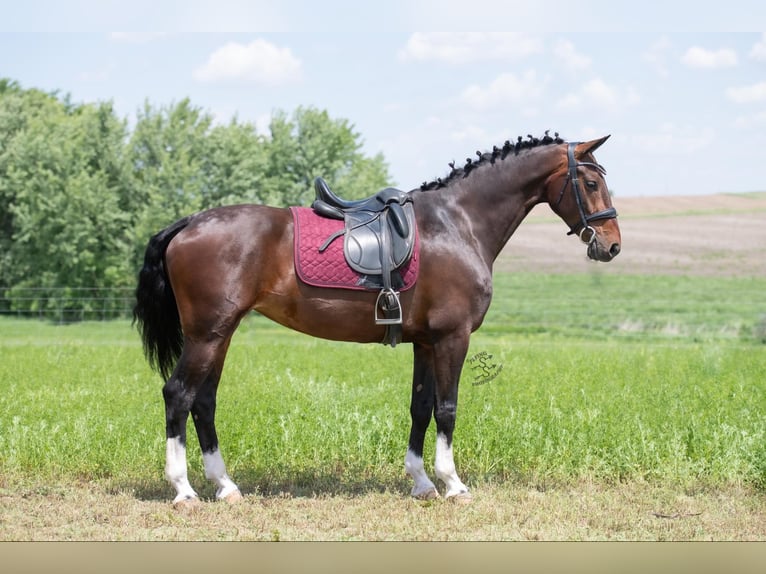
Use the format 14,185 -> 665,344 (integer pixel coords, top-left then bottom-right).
2,2 -> 766,198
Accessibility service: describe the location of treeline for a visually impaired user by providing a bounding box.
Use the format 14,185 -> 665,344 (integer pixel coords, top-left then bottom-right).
0,79 -> 390,316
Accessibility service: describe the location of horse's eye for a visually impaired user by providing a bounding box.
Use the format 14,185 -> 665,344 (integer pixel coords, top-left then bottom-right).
585,180 -> 598,190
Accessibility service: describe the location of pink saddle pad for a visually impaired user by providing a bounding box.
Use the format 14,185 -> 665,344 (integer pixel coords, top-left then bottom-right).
290,207 -> 419,291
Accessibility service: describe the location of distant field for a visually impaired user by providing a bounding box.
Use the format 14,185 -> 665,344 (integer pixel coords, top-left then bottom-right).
1,193 -> 764,540
501,191 -> 766,276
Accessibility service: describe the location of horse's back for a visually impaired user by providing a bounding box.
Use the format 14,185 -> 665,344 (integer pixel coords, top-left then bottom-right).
171,204 -> 290,242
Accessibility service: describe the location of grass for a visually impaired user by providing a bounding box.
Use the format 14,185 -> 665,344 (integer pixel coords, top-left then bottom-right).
1,272 -> 765,540
485,272 -> 766,343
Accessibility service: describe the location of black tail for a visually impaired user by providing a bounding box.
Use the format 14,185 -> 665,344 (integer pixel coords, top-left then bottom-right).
133,216 -> 192,380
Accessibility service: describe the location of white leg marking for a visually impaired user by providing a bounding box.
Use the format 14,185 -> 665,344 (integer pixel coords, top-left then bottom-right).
434,433 -> 469,498
165,437 -> 198,504
202,449 -> 241,500
405,448 -> 439,499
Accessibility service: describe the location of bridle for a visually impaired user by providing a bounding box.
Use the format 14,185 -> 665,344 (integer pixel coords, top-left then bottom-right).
556,142 -> 618,245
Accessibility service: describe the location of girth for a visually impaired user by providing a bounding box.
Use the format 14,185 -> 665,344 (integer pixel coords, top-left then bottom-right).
311,177 -> 416,347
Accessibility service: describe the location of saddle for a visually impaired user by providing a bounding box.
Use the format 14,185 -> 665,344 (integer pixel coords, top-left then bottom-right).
311,177 -> 416,346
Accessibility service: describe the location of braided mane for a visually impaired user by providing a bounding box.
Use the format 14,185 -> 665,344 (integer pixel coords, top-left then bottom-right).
419,130 -> 565,191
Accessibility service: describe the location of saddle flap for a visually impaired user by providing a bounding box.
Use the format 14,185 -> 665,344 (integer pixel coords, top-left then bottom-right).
345,225 -> 382,274
343,205 -> 415,276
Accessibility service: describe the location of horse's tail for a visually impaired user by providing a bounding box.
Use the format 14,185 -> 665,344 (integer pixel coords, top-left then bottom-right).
133,216 -> 192,381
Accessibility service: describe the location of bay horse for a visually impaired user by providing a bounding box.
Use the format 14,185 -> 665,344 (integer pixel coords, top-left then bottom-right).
133,133 -> 621,506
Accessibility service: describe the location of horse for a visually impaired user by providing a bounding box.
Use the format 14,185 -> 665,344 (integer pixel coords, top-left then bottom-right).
133,132 -> 621,506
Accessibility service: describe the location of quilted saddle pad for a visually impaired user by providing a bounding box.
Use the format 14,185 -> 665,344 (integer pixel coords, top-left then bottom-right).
290,206 -> 419,291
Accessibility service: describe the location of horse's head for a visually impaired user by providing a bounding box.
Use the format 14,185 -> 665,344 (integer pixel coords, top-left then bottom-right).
544,136 -> 621,262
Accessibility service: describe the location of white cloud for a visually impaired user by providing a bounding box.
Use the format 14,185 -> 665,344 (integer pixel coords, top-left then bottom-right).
553,39 -> 591,71
735,110 -> 766,128
556,78 -> 640,112
583,78 -> 620,107
399,32 -> 542,64
726,81 -> 766,103
680,46 -> 738,69
459,70 -> 547,111
750,33 -> 766,61
193,39 -> 302,86
643,36 -> 673,77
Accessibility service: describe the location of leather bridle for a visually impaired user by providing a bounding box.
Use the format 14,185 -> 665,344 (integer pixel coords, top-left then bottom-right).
556,142 -> 618,244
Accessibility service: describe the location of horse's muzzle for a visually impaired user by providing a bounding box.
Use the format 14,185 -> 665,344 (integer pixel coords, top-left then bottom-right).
587,239 -> 621,262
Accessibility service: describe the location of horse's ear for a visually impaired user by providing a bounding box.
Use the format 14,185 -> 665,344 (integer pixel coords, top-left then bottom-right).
575,135 -> 610,158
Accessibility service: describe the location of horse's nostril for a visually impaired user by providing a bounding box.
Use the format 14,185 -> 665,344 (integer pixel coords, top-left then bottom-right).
609,243 -> 621,257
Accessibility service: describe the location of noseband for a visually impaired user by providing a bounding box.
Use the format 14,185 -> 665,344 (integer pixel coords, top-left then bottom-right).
556,142 -> 618,244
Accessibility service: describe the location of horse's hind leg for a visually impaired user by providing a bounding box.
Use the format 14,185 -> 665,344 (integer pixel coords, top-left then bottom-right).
163,368 -> 199,505
163,337 -> 240,505
404,343 -> 439,499
191,362 -> 242,503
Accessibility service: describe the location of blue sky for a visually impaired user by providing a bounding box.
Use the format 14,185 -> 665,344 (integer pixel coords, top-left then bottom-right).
2,2 -> 766,197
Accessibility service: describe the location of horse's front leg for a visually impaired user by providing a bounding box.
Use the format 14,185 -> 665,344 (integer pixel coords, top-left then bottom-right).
405,343 -> 439,499
432,333 -> 471,501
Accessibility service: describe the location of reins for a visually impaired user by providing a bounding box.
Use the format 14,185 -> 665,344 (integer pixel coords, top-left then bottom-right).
556,142 -> 618,244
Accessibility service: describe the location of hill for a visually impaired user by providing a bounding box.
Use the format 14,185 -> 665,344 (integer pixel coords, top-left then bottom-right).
498,192 -> 766,277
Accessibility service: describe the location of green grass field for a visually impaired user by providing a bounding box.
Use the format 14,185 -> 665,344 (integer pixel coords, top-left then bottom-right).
1,271 -> 764,500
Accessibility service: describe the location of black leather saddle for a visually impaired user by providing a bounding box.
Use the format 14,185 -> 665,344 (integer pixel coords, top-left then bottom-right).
311,177 -> 416,346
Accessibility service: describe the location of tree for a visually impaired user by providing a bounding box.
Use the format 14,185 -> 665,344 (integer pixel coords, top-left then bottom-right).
0,79 -> 393,317
126,99 -> 214,263
199,118 -> 269,207
0,87 -> 133,317
0,80 -> 55,291
262,106 -> 390,206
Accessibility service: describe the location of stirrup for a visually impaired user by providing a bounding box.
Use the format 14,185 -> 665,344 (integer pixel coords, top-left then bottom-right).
374,288 -> 402,325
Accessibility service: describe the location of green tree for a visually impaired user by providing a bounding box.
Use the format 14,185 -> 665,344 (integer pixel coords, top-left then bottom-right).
126,99 -> 213,261
0,80 -> 55,291
0,79 -> 393,317
0,87 -> 133,317
262,106 -> 390,206
199,118 -> 269,207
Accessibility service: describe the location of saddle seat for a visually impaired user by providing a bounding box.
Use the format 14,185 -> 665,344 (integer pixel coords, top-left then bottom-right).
310,177 -> 416,347
312,177 -> 412,238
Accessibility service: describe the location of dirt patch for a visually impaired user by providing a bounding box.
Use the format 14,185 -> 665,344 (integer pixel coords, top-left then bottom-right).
1,481 -> 764,541
498,192 -> 766,277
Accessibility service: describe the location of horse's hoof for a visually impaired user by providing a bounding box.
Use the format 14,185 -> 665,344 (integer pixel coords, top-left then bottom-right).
412,488 -> 440,501
222,489 -> 244,504
173,496 -> 202,511
447,491 -> 473,505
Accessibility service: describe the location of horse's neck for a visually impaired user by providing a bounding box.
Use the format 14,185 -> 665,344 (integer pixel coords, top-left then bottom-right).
445,148 -> 555,265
